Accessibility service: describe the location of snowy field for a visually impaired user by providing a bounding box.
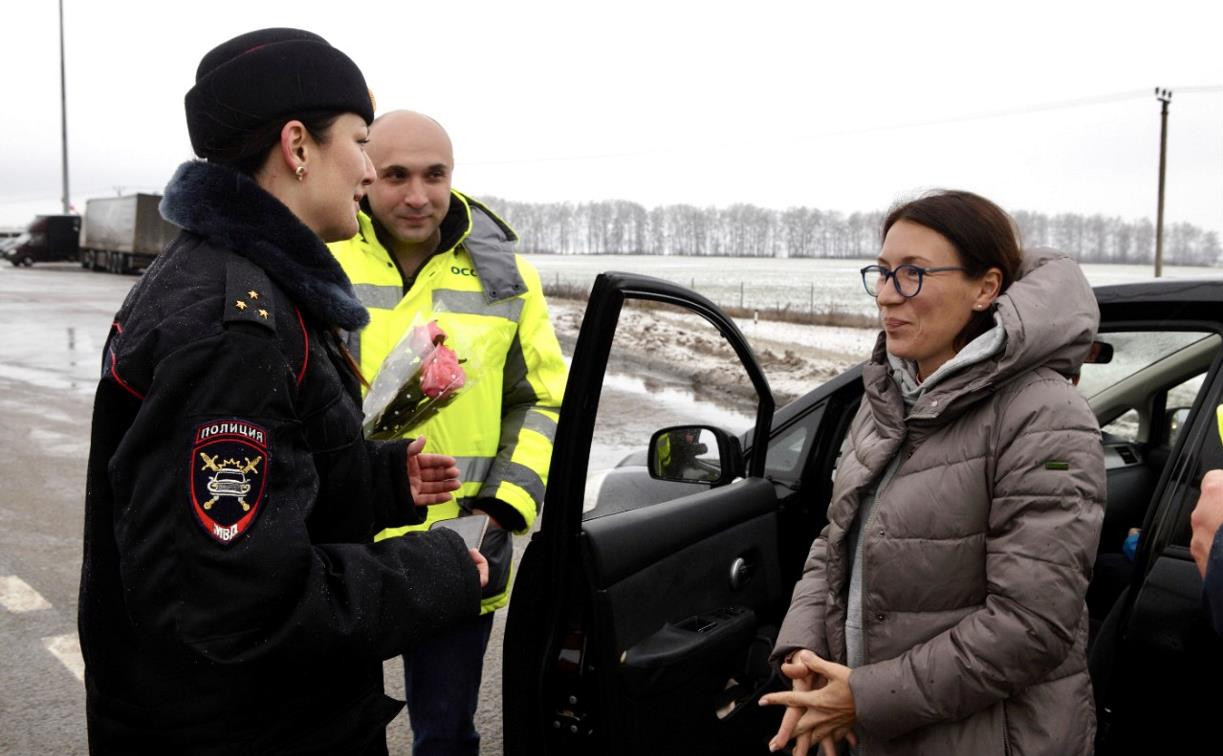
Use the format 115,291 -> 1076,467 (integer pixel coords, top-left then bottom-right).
527,254 -> 1223,319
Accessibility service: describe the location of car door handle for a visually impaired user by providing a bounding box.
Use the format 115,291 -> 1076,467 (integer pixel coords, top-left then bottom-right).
729,557 -> 754,590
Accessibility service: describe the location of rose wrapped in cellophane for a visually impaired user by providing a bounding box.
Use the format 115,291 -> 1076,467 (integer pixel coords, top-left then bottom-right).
362,318 -> 472,440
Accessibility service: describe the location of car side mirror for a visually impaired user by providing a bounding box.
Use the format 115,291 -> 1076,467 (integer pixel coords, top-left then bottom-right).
648,425 -> 744,486
1086,340 -> 1114,364
1168,406 -> 1191,445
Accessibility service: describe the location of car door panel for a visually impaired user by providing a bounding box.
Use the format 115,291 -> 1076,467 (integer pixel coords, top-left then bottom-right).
588,500 -> 783,753
504,272 -> 783,755
1126,550 -> 1209,654
1103,551 -> 1222,750
582,479 -> 782,681
619,605 -> 759,692
588,494 -> 781,657
581,476 -> 777,587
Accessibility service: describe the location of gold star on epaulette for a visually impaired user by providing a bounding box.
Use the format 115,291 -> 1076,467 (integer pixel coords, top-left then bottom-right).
248,290 -> 260,300
235,300 -> 247,310
258,309 -> 269,319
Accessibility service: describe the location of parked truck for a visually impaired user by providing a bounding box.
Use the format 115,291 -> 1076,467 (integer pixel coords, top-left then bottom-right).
80,194 -> 179,274
4,214 -> 81,266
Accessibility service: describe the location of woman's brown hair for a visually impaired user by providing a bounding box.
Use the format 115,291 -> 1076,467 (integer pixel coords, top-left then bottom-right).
881,190 -> 1023,350
211,110 -> 342,176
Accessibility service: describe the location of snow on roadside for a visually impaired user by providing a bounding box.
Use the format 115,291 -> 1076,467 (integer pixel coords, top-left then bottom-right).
731,316 -> 879,359
546,297 -> 879,406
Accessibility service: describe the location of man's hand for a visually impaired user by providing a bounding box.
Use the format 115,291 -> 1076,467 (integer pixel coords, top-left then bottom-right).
469,548 -> 489,588
406,436 -> 461,506
761,651 -> 857,755
1191,469 -> 1223,578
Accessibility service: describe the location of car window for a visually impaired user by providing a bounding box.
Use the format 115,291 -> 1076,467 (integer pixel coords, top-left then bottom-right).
1167,372 -> 1206,412
1163,364 -> 1223,550
1076,331 -> 1214,399
764,422 -> 810,479
1100,409 -> 1140,443
583,299 -> 759,520
763,403 -> 831,479
1077,330 -> 1220,444
1167,373 -> 1207,447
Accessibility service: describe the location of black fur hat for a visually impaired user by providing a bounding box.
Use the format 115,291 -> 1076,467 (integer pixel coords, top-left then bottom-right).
184,28 -> 374,160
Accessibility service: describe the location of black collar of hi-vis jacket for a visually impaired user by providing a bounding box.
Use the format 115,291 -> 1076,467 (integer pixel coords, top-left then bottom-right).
160,160 -> 369,331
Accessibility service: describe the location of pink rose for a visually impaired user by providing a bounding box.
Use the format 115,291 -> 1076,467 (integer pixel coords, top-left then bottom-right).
408,320 -> 448,355
419,344 -> 466,399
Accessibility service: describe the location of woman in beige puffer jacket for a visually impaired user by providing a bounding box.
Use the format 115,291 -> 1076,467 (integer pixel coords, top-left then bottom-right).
763,191 -> 1105,755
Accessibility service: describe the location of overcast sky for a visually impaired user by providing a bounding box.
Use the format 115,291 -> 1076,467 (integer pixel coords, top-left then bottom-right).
1,0 -> 1220,238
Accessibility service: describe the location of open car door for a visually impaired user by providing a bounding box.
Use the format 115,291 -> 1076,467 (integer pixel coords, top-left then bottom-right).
1087,290 -> 1223,752
504,272 -> 785,754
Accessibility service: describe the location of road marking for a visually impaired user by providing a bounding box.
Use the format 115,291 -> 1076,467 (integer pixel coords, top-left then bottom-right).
0,575 -> 52,612
42,633 -> 85,682
0,577 -> 86,683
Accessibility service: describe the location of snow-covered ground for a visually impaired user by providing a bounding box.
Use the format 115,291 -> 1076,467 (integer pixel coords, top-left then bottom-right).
546,297 -> 878,408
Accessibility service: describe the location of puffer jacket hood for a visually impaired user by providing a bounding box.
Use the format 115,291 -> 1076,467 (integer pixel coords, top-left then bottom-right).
994,247 -> 1098,383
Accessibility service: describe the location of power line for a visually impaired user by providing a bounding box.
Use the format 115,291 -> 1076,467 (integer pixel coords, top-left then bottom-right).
467,86 -> 1223,167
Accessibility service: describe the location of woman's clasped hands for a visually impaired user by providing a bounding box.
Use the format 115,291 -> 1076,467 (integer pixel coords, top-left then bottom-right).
759,650 -> 857,756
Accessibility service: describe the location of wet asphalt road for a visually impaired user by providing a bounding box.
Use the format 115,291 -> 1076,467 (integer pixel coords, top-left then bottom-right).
0,262 -> 518,754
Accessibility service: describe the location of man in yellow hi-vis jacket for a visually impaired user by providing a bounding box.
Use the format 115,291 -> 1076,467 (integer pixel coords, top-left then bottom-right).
329,110 -> 566,755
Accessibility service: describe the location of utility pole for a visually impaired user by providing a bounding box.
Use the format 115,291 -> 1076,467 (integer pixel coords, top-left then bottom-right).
58,0 -> 71,214
1154,88 -> 1172,278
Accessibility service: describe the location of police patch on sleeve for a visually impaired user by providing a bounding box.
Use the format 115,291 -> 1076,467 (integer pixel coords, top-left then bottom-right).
189,419 -> 270,545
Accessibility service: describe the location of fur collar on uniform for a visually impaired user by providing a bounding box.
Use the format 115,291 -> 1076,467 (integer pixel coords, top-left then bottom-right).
160,160 -> 369,330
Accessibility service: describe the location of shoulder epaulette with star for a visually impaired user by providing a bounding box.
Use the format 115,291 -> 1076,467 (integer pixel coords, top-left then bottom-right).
223,256 -> 277,333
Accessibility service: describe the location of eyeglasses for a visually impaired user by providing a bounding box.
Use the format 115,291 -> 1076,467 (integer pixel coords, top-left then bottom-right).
860,264 -> 969,299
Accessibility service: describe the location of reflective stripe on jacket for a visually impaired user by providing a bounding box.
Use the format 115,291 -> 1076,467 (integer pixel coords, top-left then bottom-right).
330,191 -> 566,612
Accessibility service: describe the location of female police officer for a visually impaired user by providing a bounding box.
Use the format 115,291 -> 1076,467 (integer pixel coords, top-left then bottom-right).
78,28 -> 487,754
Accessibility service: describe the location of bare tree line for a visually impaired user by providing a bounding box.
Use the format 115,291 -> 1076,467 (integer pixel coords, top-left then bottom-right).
486,198 -> 1223,266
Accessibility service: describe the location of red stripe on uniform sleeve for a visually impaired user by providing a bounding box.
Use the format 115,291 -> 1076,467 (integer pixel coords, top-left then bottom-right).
294,307 -> 309,386
107,321 -> 145,400
109,346 -> 146,401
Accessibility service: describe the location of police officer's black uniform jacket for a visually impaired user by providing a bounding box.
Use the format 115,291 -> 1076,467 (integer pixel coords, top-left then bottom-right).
78,160 -> 481,754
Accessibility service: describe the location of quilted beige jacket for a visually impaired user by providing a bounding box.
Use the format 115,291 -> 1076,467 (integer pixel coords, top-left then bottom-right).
774,249 -> 1105,755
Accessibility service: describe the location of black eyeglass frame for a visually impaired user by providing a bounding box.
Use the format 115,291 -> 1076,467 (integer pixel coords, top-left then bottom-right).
859,264 -> 970,299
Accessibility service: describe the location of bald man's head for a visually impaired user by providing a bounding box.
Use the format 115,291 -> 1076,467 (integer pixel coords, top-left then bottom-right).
368,110 -> 453,165
364,110 -> 454,248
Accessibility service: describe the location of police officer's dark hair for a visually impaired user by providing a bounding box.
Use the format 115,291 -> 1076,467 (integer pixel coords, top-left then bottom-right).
881,190 -> 1023,351
211,110 -> 344,177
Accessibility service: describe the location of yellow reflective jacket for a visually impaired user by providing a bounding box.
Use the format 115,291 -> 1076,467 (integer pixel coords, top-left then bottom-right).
329,191 -> 566,612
